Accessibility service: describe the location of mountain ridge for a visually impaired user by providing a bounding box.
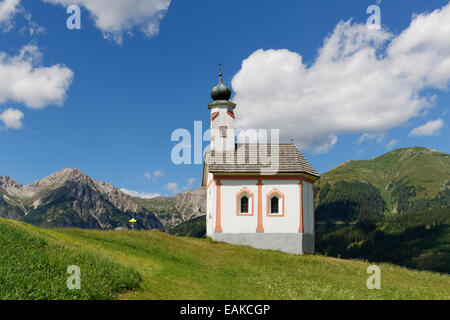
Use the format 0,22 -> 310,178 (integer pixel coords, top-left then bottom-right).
0,146 -> 447,230
0,168 -> 162,230
315,146 -> 450,220
0,167 -> 207,230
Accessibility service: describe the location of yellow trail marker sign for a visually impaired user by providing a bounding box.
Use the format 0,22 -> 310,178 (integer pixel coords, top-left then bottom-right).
129,219 -> 137,223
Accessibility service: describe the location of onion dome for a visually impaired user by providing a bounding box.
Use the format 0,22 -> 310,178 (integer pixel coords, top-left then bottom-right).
211,73 -> 232,101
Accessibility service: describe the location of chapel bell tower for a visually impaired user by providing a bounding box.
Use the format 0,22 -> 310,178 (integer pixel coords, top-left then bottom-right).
209,71 -> 236,152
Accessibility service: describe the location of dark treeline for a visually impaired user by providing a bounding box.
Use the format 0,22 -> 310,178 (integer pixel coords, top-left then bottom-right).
389,179 -> 450,213
316,207 -> 450,274
169,215 -> 206,238
315,179 -> 450,223
315,181 -> 386,223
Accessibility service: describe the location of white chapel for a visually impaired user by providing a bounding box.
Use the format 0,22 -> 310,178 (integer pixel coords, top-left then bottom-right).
202,73 -> 320,254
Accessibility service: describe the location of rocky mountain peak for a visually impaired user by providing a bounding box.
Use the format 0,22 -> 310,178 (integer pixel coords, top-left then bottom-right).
0,176 -> 23,189
0,168 -> 208,231
0,168 -> 164,230
30,168 -> 90,190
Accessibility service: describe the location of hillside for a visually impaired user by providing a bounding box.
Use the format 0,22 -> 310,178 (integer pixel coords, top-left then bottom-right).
316,207 -> 450,274
0,219 -> 141,299
315,147 -> 450,221
169,215 -> 206,238
1,218 -> 449,300
313,148 -> 450,273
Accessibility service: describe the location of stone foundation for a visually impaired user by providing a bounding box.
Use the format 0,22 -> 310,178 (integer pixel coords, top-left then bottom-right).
212,232 -> 315,255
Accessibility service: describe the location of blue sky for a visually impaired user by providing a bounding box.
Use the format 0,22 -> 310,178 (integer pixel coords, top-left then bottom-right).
0,0 -> 449,197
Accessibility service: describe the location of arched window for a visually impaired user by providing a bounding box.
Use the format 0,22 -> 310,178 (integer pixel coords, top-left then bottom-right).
267,189 -> 285,217
270,196 -> 279,214
241,196 -> 249,213
236,187 -> 254,216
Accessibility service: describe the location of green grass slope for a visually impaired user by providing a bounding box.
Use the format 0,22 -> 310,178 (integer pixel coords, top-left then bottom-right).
0,219 -> 141,300
1,218 -> 449,300
315,147 -> 450,215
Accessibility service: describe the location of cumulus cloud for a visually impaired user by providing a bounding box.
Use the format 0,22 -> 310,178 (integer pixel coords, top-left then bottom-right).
232,3 -> 450,153
0,0 -> 44,34
0,108 -> 23,129
0,45 -> 73,109
0,0 -> 20,30
409,119 -> 444,137
43,0 -> 171,44
120,188 -> 160,199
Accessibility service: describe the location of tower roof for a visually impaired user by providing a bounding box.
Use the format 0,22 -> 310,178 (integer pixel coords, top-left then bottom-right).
210,72 -> 232,101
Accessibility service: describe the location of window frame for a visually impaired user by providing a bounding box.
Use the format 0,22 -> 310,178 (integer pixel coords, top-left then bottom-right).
236,187 -> 254,216
266,188 -> 285,217
219,126 -> 227,138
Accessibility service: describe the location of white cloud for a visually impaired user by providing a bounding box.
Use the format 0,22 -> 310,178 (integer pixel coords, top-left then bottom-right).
153,170 -> 164,177
409,119 -> 444,137
232,3 -> 450,153
0,45 -> 73,109
144,169 -> 164,182
314,135 -> 337,154
0,0 -> 44,34
120,188 -> 160,199
386,138 -> 399,149
0,108 -> 23,129
0,0 -> 20,31
165,182 -> 180,194
20,12 -> 45,36
356,133 -> 384,145
43,0 -> 171,44
356,132 -> 401,150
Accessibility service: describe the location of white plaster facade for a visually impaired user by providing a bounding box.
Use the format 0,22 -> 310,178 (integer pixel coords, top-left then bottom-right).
206,178 -> 315,235
209,102 -> 236,153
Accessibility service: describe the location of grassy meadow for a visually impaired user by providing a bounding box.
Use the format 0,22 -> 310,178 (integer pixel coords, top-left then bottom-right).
0,219 -> 141,299
0,218 -> 449,300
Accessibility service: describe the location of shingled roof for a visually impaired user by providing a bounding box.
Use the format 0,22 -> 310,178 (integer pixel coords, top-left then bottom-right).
205,144 -> 319,178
